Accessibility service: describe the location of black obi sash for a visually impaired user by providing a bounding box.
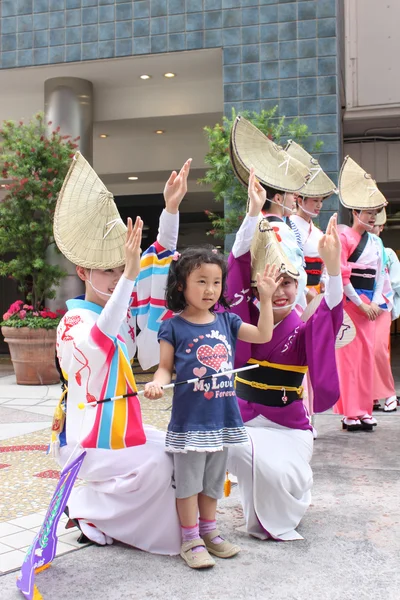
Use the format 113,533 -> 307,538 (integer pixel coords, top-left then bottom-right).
348,231 -> 376,290
305,256 -> 323,286
235,361 -> 307,407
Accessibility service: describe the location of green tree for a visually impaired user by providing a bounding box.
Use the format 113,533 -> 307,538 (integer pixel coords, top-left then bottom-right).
0,113 -> 78,310
200,106 -> 321,238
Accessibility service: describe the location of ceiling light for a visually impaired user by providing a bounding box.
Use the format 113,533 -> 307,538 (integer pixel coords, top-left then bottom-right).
128,176 -> 138,181
140,74 -> 151,80
99,134 -> 108,138
155,130 -> 165,134
164,72 -> 176,78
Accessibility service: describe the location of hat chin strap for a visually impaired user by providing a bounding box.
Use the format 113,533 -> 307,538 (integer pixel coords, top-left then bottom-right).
88,269 -> 113,298
354,213 -> 373,231
272,301 -> 296,311
268,193 -> 296,215
299,204 -> 319,219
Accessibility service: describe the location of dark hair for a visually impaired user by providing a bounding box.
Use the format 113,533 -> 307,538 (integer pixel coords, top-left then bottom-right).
166,246 -> 230,312
260,183 -> 283,211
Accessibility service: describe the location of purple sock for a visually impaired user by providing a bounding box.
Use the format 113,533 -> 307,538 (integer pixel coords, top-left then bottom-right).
199,518 -> 223,544
181,524 -> 203,553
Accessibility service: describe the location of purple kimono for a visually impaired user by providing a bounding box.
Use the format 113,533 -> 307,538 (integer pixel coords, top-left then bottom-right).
227,251 -> 343,432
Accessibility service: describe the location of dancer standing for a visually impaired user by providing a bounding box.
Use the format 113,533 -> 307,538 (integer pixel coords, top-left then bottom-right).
286,140 -> 337,300
371,208 -> 397,412
230,116 -> 309,308
333,157 -> 388,431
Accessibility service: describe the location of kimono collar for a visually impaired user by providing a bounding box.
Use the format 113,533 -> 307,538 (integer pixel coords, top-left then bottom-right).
66,297 -> 103,315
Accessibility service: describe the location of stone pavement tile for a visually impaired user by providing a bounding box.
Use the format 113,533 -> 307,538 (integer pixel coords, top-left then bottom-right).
0,542 -> 17,555
8,513 -> 47,529
11,406 -> 55,418
0,385 -> 51,399
36,399 -> 58,407
0,398 -> 14,405
0,423 -> 50,441
2,398 -> 46,407
0,523 -> 24,537
58,530 -> 89,548
0,549 -> 26,573
0,529 -> 37,550
0,406 -> 52,424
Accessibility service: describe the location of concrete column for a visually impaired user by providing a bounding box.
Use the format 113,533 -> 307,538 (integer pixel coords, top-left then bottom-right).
44,78 -> 94,309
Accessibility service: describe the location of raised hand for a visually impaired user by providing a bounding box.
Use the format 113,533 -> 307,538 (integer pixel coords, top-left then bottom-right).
124,216 -> 143,281
318,213 -> 341,276
247,167 -> 267,217
164,158 -> 192,214
256,263 -> 281,300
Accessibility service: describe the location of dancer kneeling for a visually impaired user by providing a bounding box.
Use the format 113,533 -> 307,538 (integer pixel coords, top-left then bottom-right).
145,246 -> 279,568
226,168 -> 344,541
52,152 -> 191,554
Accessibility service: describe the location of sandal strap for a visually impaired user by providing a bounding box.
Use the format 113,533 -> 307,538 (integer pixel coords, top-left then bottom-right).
203,529 -> 221,540
181,539 -> 206,553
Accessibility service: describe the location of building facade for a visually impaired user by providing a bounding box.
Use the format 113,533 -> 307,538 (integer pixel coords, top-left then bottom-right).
0,0 -> 342,229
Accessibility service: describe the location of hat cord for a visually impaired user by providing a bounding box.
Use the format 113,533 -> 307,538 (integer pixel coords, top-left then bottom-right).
103,218 -> 124,239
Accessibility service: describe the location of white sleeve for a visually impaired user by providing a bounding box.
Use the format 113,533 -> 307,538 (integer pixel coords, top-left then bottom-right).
372,240 -> 385,305
157,209 -> 179,251
232,215 -> 259,258
324,274 -> 344,310
343,283 -> 362,306
96,275 -> 135,338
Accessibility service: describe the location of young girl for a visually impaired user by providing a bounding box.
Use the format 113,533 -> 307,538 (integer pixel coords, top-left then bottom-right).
144,246 -> 279,569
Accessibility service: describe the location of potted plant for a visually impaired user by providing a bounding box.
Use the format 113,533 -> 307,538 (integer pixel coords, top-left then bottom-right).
0,113 -> 78,384
200,107 -> 322,243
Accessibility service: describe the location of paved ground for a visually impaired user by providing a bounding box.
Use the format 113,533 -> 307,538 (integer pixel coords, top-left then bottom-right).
0,342 -> 399,600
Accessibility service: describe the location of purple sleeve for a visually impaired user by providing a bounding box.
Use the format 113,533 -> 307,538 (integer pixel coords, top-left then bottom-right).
303,298 -> 343,413
226,251 -> 255,368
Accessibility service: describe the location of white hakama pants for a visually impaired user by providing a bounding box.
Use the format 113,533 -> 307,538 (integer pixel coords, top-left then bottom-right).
227,416 -> 314,541
58,425 -> 181,555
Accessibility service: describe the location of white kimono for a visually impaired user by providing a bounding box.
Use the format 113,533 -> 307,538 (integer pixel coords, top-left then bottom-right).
54,210 -> 181,555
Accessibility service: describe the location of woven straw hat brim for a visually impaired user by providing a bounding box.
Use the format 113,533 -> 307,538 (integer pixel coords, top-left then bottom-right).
229,139 -> 249,188
54,152 -> 127,269
338,156 -> 387,210
230,116 -> 310,193
374,207 -> 387,226
300,294 -> 356,349
285,140 -> 337,198
250,215 -> 300,285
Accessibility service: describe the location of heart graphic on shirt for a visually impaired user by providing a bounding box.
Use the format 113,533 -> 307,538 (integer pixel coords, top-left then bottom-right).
193,367 -> 207,378
196,343 -> 229,373
204,391 -> 214,400
199,335 -> 204,339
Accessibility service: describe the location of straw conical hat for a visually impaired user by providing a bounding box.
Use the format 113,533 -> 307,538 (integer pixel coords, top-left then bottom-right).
374,207 -> 387,227
54,152 -> 127,269
250,216 -> 300,285
338,156 -> 387,210
284,140 -> 337,198
301,294 -> 356,349
230,116 -> 310,192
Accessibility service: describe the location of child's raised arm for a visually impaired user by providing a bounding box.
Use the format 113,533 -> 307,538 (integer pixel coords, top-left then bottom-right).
144,340 -> 175,399
236,263 -> 279,344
